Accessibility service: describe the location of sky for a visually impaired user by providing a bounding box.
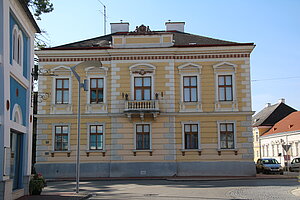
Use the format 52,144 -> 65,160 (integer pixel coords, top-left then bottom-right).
35,0 -> 300,113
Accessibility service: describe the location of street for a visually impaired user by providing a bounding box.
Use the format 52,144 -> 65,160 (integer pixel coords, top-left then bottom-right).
43,178 -> 300,200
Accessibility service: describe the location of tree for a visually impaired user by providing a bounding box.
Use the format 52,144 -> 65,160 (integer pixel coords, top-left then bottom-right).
25,0 -> 54,20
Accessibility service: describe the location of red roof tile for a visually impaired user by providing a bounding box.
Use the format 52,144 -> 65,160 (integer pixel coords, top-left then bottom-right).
262,111 -> 300,136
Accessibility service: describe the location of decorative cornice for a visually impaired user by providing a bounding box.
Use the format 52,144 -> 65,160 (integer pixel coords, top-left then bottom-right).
39,53 -> 250,62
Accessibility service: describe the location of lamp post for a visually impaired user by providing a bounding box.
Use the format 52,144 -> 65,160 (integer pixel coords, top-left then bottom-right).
70,61 -> 102,193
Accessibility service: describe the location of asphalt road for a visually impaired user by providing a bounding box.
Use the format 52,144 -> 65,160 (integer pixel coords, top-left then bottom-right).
44,178 -> 300,200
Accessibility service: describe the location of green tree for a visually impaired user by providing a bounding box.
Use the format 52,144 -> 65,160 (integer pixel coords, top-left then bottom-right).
25,0 -> 54,20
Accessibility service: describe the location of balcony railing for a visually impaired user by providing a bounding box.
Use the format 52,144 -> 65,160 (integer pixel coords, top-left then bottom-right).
125,100 -> 159,112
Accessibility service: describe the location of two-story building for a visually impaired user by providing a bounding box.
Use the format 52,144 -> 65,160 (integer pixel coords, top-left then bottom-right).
252,99 -> 296,162
35,22 -> 255,178
0,0 -> 40,199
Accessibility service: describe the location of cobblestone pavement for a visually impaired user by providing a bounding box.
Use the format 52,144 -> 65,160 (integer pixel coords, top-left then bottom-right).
41,178 -> 300,200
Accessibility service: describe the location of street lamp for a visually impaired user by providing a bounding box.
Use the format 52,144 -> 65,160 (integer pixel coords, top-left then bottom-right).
70,60 -> 102,193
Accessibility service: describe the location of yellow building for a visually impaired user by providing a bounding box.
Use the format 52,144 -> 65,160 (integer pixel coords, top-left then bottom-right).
35,22 -> 255,178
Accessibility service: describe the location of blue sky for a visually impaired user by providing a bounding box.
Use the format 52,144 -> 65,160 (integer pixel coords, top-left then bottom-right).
36,0 -> 300,113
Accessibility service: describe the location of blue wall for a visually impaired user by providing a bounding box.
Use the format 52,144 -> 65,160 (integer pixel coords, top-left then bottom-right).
9,13 -> 30,79
10,77 -> 27,126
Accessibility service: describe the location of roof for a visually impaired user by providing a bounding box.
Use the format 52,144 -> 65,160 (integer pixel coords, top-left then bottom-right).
252,102 -> 297,127
42,31 -> 254,50
18,0 -> 41,33
262,111 -> 300,136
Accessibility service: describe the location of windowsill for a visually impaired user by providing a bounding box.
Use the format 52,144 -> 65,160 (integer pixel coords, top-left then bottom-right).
217,148 -> 237,151
51,150 -> 71,153
180,149 -> 202,152
86,150 -> 106,153
217,148 -> 238,156
86,103 -> 107,113
179,101 -> 202,112
133,149 -> 152,152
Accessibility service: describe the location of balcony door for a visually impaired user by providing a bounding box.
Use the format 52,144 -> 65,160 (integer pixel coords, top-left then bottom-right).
134,77 -> 151,100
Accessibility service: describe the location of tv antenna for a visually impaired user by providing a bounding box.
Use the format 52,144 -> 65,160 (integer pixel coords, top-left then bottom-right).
97,0 -> 107,35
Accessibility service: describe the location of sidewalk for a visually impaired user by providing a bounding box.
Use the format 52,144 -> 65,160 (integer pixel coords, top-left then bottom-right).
17,172 -> 300,200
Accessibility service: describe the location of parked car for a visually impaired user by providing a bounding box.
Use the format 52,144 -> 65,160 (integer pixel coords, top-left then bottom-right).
289,157 -> 300,172
256,158 -> 284,174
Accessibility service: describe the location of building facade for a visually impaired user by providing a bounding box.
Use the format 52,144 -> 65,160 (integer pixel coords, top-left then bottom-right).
252,99 -> 296,161
260,111 -> 300,166
35,22 -> 255,178
0,0 -> 40,199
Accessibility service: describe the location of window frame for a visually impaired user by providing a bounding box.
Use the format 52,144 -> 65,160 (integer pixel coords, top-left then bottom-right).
217,121 -> 237,150
218,75 -> 233,101
90,78 -> 104,104
181,122 -> 201,150
55,78 -> 70,104
134,76 -> 152,100
86,123 -> 106,152
183,76 -> 198,102
134,123 -> 152,151
12,25 -> 23,68
52,124 -> 70,152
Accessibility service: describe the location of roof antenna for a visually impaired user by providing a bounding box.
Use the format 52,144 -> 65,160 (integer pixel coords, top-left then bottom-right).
97,0 -> 107,35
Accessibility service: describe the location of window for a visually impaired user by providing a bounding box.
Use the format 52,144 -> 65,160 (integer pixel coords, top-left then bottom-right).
218,75 -> 233,101
89,125 -> 103,150
54,125 -> 69,151
90,78 -> 104,103
272,145 -> 275,157
184,124 -> 198,149
183,76 -> 197,102
136,124 -> 150,150
219,123 -> 235,149
12,26 -> 23,66
134,77 -> 151,100
255,132 -> 259,142
296,142 -> 299,156
55,78 -> 69,104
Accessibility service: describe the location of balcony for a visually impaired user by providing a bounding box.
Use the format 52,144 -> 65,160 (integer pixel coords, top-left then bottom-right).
124,100 -> 160,120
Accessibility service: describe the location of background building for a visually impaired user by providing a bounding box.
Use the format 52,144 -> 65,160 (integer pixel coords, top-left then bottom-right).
35,22 -> 255,178
252,99 -> 296,161
0,0 -> 40,199
260,111 -> 300,166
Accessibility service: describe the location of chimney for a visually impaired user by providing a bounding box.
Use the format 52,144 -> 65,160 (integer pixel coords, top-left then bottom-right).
278,98 -> 285,104
110,22 -> 129,34
165,21 -> 185,32
265,103 -> 271,108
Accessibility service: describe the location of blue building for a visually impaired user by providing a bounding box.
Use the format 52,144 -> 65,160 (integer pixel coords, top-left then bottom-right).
0,0 -> 40,199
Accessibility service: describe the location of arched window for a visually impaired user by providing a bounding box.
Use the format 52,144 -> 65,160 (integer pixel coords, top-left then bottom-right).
17,35 -> 22,65
12,104 -> 23,125
12,25 -> 23,66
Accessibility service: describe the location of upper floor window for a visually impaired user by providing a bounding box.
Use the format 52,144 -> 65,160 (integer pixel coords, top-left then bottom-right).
184,124 -> 199,149
219,122 -> 235,149
54,125 -> 69,151
218,75 -> 233,101
136,124 -> 150,150
55,78 -> 69,104
183,76 -> 198,102
89,125 -> 103,150
134,77 -> 151,100
12,25 -> 23,66
90,78 -> 104,103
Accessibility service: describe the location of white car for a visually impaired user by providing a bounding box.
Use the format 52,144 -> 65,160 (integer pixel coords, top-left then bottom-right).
289,157 -> 300,172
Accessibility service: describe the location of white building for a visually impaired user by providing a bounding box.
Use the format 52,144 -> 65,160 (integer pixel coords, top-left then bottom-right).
260,111 -> 300,166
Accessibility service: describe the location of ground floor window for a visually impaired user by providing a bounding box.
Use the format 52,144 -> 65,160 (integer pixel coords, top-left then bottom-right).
219,122 -> 235,149
184,124 -> 199,149
136,124 -> 150,150
89,125 -> 103,150
54,125 -> 69,151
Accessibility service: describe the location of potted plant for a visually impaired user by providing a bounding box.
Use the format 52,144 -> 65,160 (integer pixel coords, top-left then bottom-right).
29,173 -> 46,195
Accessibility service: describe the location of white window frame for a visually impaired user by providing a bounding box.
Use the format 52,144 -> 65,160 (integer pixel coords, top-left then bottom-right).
12,25 -> 23,69
217,120 -> 237,150
213,62 -> 238,111
52,123 -> 71,152
181,121 -> 201,151
129,63 -> 156,101
86,122 -> 106,152
178,63 -> 202,112
134,122 -> 152,151
87,76 -> 107,104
